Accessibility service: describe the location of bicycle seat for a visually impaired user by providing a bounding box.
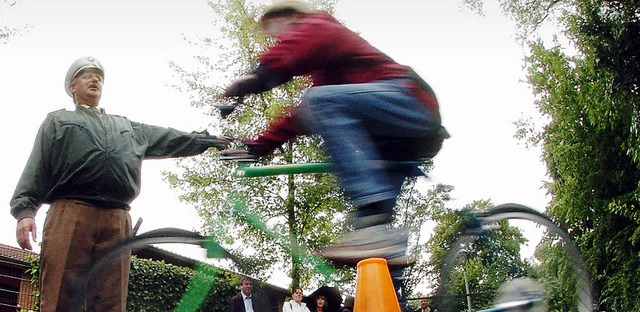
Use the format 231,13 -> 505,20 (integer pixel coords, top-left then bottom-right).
373,126 -> 449,161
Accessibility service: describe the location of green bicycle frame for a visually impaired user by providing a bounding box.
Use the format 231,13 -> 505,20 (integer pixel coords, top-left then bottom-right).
236,162 -> 334,177
235,161 -> 426,178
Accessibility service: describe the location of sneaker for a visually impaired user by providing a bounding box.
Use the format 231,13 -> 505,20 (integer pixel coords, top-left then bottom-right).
492,277 -> 545,311
320,224 -> 409,266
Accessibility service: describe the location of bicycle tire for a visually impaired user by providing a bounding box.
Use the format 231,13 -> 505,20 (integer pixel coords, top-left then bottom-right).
71,228 -> 244,309
434,203 -> 594,312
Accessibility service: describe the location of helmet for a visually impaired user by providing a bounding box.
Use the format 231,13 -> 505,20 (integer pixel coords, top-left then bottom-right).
64,56 -> 104,97
260,0 -> 314,22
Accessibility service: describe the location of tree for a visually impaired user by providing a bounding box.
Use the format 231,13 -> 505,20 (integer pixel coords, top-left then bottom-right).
533,231 -> 583,311
426,200 -> 529,311
526,38 -> 640,311
397,181 -> 454,296
461,0 -> 640,309
166,0 -> 350,291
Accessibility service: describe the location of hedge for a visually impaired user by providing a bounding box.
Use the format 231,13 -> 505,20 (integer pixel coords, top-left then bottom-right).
127,257 -> 238,311
27,256 -> 249,311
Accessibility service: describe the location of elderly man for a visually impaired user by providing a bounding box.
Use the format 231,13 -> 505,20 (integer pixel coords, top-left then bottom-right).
11,56 -> 228,311
221,0 -> 446,266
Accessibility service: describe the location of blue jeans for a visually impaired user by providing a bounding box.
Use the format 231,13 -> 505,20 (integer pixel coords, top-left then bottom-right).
300,79 -> 440,218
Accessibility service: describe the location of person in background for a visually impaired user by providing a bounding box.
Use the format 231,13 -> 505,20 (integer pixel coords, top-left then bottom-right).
416,298 -> 434,312
340,295 -> 354,312
313,295 -> 328,312
282,288 -> 311,312
221,0 -> 446,266
10,56 -> 229,311
229,276 -> 264,312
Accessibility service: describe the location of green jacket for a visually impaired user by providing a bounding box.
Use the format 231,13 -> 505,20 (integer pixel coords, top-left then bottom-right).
10,106 -> 218,220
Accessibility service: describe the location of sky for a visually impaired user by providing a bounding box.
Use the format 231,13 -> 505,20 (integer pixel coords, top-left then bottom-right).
0,0 -> 549,291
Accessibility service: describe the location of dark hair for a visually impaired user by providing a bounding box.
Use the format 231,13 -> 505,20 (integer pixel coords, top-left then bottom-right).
316,295 -> 328,310
343,295 -> 354,308
262,8 -> 299,20
317,295 -> 327,302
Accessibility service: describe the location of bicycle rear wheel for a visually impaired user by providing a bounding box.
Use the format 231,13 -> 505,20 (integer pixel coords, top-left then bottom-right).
71,228 -> 243,310
433,203 -> 594,312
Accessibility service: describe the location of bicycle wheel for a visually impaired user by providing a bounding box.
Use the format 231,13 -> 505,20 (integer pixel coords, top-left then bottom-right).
70,228 -> 244,310
433,203 -> 594,312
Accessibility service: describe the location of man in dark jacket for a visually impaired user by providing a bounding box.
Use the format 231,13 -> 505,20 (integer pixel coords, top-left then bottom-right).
221,0 -> 445,266
228,276 -> 263,312
11,56 -> 229,311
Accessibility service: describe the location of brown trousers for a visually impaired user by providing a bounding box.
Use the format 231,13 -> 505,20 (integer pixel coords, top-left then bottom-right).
40,199 -> 132,312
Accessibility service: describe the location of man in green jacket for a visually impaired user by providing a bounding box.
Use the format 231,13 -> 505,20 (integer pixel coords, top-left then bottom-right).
10,56 -> 228,312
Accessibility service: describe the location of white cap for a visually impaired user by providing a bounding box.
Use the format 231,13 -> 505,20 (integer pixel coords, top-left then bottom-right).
64,56 -> 104,97
260,0 -> 314,22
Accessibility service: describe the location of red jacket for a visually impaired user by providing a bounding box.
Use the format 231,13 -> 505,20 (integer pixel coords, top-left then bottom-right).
247,11 -> 439,156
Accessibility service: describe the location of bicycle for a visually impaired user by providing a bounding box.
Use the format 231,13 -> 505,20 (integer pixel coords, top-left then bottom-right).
78,158 -> 594,312
71,227 -> 243,311
431,203 -> 594,312
230,160 -> 594,312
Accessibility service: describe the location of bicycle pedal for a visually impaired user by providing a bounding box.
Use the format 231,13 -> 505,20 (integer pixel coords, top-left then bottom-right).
219,155 -> 256,162
212,104 -> 237,110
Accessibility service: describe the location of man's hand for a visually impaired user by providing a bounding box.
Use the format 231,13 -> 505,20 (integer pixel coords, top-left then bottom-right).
191,130 -> 233,150
219,139 -> 273,161
196,135 -> 233,150
207,136 -> 233,150
216,104 -> 238,119
219,73 -> 262,119
223,74 -> 261,98
16,217 -> 37,250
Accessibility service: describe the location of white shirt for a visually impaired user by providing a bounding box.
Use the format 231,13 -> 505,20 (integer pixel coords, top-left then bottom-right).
242,293 -> 254,312
282,300 -> 310,312
78,104 -> 104,115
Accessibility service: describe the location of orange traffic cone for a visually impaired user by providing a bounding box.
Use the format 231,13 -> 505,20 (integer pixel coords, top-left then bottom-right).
354,258 -> 401,312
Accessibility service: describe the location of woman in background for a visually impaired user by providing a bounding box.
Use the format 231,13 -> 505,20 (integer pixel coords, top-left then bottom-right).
283,288 -> 311,312
313,295 -> 328,312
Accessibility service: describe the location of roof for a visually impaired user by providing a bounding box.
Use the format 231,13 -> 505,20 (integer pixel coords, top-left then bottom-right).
135,245 -> 290,294
0,243 -> 38,264
0,243 -> 288,295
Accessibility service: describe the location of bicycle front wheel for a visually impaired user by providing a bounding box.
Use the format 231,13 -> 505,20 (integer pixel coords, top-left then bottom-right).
433,203 -> 594,312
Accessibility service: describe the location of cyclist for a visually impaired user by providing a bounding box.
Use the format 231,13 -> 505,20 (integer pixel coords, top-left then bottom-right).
221,0 -> 446,266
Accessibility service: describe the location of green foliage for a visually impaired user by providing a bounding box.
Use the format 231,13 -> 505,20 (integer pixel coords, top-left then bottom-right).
527,5 -> 640,310
462,0 -> 640,309
26,255 -> 40,311
27,256 -> 242,311
534,235 -> 582,311
426,200 -> 529,311
397,182 -> 454,295
462,0 -> 573,42
128,257 -> 241,311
